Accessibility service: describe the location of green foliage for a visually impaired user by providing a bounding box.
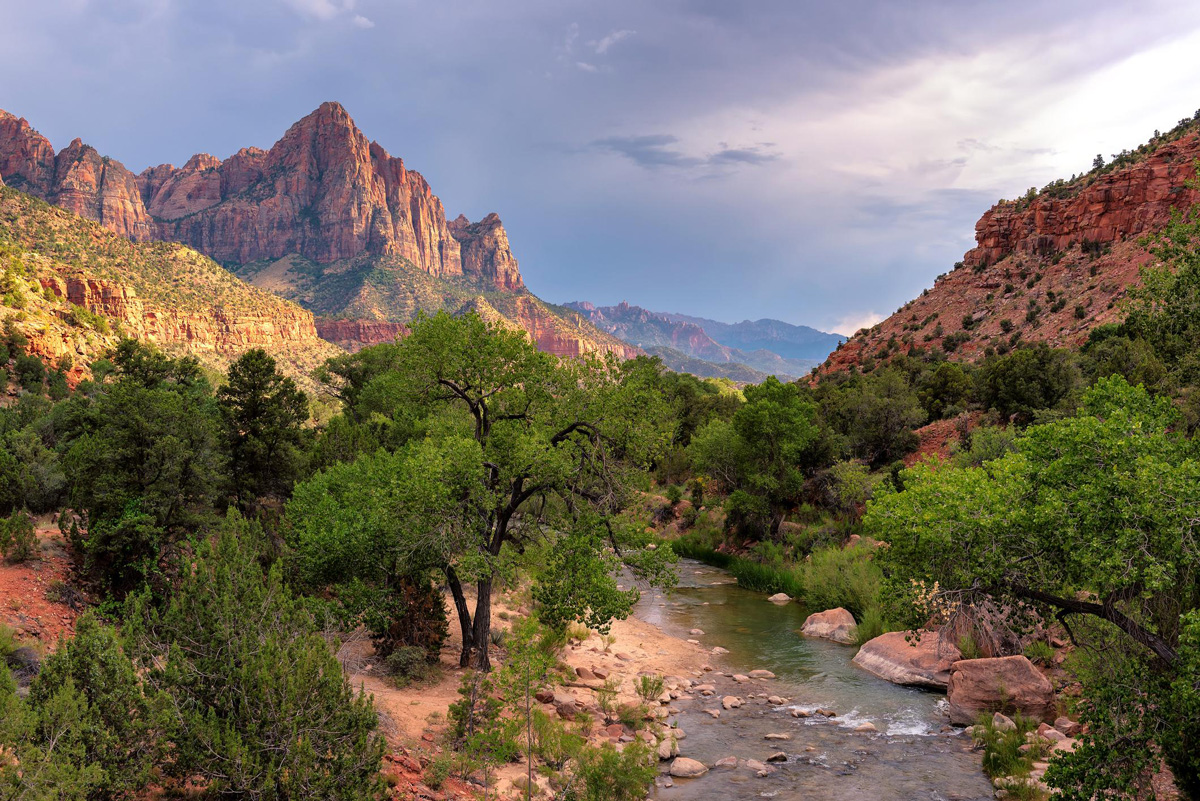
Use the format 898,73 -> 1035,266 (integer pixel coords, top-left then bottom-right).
977,343 -> 1081,422
1023,639 -> 1055,665
125,511 -> 385,800
635,674 -> 665,701
973,712 -> 1043,780
917,362 -> 972,419
868,377 -> 1200,793
800,545 -> 882,620
385,645 -> 435,687
28,612 -> 159,797
496,617 -> 562,798
218,348 -> 308,509
58,341 -> 222,593
564,740 -> 657,801
0,508 -> 37,562
306,311 -> 675,669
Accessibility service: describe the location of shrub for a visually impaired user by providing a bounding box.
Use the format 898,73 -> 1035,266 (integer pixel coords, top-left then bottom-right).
14,354 -> 44,392
663,484 -> 683,506
28,612 -> 159,797
385,645 -> 433,686
635,673 -> 665,701
973,712 -> 1043,779
800,545 -> 882,620
1000,319 -> 1015,334
125,511 -> 385,800
565,740 -> 657,801
0,510 -> 37,562
1023,639 -> 1056,665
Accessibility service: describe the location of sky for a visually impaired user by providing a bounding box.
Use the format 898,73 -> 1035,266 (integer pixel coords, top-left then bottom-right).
4,1 -> 1200,335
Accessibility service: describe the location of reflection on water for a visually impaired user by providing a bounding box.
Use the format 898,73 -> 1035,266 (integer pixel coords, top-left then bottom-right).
641,561 -> 992,801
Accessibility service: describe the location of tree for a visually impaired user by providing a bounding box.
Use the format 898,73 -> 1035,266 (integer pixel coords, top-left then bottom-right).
56,341 -> 223,594
976,344 -> 1081,423
496,618 -> 561,801
27,612 -> 159,798
866,377 -> 1200,795
125,511 -> 385,799
917,361 -> 973,420
218,349 -> 308,509
304,312 -> 674,669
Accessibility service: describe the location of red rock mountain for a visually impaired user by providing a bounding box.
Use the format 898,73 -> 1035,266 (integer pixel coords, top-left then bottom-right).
0,104 -> 632,359
822,122 -> 1200,373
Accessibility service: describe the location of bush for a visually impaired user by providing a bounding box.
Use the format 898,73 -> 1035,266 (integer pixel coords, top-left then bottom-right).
0,509 -> 37,562
566,740 -> 657,801
800,545 -> 882,620
28,612 -> 159,797
1023,639 -> 1056,665
973,712 -> 1044,780
14,354 -> 44,392
635,674 -> 664,701
663,485 -> 683,506
385,645 -> 433,686
125,511 -> 384,800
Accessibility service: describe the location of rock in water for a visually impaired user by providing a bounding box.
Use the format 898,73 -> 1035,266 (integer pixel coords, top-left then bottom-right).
669,758 -> 709,778
852,630 -> 962,689
800,607 -> 858,644
767,593 -> 792,604
947,656 -> 1056,725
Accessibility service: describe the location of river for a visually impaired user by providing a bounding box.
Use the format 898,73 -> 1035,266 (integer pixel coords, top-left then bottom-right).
637,560 -> 993,801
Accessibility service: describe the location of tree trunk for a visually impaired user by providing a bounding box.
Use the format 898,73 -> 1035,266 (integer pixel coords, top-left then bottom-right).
445,566 -> 474,668
471,575 -> 494,671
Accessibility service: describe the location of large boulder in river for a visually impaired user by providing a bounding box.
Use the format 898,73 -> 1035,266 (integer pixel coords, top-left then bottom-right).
852,630 -> 961,689
801,607 -> 858,644
946,656 -> 1056,725
669,757 -> 709,778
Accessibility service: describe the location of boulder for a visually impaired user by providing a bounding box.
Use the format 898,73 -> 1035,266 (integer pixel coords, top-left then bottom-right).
1054,716 -> 1081,737
800,607 -> 858,645
715,756 -> 738,769
669,757 -> 708,778
947,656 -> 1056,725
851,630 -> 962,689
767,593 -> 792,604
721,696 -> 742,710
749,669 -> 776,679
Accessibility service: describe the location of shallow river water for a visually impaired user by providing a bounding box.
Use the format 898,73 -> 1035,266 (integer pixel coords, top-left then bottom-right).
638,560 -> 993,801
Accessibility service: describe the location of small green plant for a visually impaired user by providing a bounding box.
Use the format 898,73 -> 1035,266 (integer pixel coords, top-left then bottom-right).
635,674 -> 664,702
565,740 -> 657,801
490,627 -> 508,648
973,712 -> 1044,781
385,645 -> 433,687
957,633 -> 984,660
596,678 -> 619,718
0,510 -> 38,563
1023,639 -> 1056,665
664,485 -> 683,506
616,702 -> 647,729
424,755 -> 452,789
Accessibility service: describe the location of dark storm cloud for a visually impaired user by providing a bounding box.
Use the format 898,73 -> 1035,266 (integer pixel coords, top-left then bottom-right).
3,0 -> 1200,331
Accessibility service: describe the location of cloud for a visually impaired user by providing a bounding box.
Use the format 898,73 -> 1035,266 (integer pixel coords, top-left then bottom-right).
831,312 -> 884,337
709,147 -> 778,165
592,29 -> 635,54
591,134 -> 703,168
575,61 -> 599,73
281,0 -> 346,21
351,14 -> 374,29
591,134 -> 779,170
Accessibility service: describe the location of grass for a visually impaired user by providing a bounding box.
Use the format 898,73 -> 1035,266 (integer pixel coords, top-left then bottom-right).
973,711 -> 1050,800
635,674 -> 665,702
1023,639 -> 1056,665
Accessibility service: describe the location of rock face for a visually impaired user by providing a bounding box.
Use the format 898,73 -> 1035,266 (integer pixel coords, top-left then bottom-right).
852,631 -> 962,690
818,125 -> 1200,376
0,104 -> 629,362
946,656 -> 1056,725
800,607 -> 858,645
314,317 -> 407,352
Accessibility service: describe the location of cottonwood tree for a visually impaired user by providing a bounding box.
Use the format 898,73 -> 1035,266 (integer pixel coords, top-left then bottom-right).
297,311 -> 674,669
866,377 -> 1200,796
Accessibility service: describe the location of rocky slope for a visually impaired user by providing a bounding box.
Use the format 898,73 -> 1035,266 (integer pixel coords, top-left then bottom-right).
822,120 -> 1200,374
566,301 -> 828,380
0,186 -> 338,385
0,104 -> 628,360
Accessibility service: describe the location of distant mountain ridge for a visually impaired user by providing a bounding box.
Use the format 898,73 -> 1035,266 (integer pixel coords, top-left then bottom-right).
565,300 -> 842,381
658,312 -> 844,362
0,103 -> 632,361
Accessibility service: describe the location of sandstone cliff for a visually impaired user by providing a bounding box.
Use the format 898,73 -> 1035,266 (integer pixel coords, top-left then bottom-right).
0,186 -> 339,385
0,104 -> 624,361
0,105 -> 525,292
822,124 -> 1200,374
